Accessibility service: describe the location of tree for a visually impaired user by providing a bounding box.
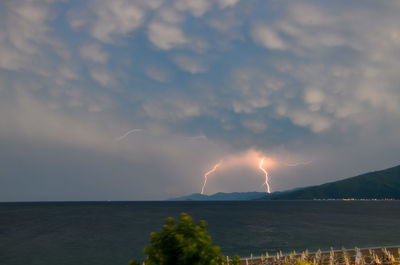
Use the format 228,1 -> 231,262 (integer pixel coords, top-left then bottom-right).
231,255 -> 241,265
143,213 -> 223,265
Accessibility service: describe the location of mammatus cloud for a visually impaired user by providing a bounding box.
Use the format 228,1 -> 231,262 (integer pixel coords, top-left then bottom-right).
58,65 -> 79,81
217,0 -> 240,9
80,43 -> 109,64
145,66 -> 172,83
241,119 -> 267,134
147,21 -> 188,50
90,69 -> 114,87
172,55 -> 208,74
251,24 -> 287,50
68,0 -> 151,43
0,1 -> 57,72
174,0 -> 212,17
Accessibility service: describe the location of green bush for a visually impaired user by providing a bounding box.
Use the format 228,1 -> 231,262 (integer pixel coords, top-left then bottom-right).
129,260 -> 141,265
231,254 -> 241,265
142,213 -> 224,265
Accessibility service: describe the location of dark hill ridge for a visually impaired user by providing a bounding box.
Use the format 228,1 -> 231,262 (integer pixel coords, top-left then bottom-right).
169,187 -> 304,201
272,164 -> 400,200
168,192 -> 270,201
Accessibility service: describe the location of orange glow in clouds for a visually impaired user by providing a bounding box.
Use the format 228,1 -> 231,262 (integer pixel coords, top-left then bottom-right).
200,150 -> 277,194
199,149 -> 311,194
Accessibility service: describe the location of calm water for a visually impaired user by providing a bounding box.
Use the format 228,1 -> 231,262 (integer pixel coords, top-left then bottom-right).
1,201 -> 400,265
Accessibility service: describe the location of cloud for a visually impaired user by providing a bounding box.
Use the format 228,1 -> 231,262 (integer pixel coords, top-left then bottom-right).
0,88 -> 109,150
143,96 -> 202,120
207,9 -> 245,42
147,21 -> 188,50
245,1 -> 400,137
79,43 -> 109,63
251,24 -> 287,50
68,0 -> 148,43
289,110 -> 332,133
90,68 -> 114,87
0,47 -> 25,71
174,0 -> 212,17
227,68 -> 284,114
156,7 -> 185,24
4,1 -> 50,53
217,0 -> 240,9
172,55 -> 207,74
145,66 -> 171,82
57,65 -> 79,84
241,119 -> 267,133
304,89 -> 325,112
0,0 -> 54,71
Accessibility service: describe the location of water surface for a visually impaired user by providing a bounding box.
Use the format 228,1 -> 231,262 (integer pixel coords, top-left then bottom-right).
1,201 -> 400,265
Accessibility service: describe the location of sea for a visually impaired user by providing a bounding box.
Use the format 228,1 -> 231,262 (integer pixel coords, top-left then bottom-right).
1,201 -> 400,265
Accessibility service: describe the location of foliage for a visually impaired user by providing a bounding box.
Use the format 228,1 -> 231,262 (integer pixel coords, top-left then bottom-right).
143,213 -> 223,265
129,260 -> 141,265
231,254 -> 241,265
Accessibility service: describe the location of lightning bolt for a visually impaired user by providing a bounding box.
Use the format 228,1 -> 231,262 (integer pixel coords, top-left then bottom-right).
115,129 -> 143,142
259,158 -> 271,194
201,161 -> 222,194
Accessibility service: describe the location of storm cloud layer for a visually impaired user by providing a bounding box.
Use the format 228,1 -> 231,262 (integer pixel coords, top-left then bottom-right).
1,0 -> 399,201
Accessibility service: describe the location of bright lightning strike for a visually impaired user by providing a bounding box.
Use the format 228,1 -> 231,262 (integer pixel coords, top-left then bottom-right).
259,158 -> 271,194
115,129 -> 143,142
201,161 -> 222,194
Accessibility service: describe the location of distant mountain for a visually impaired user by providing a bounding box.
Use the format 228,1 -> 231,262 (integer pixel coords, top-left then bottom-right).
272,164 -> 400,200
169,192 -> 270,201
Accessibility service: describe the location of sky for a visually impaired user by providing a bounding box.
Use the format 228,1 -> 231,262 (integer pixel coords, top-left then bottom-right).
1,0 -> 400,201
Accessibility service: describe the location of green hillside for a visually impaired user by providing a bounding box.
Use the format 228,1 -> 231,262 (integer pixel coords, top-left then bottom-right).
272,164 -> 400,200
